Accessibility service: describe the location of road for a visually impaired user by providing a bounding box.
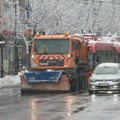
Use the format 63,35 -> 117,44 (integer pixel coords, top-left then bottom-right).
0,88 -> 120,120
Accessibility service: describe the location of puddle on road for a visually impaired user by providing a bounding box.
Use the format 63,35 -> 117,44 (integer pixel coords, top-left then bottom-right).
49,115 -> 64,120
66,105 -> 86,116
35,100 -> 48,103
91,93 -> 119,104
72,106 -> 86,114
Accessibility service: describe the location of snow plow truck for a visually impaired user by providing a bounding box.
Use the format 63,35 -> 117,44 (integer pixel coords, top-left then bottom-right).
19,32 -> 91,93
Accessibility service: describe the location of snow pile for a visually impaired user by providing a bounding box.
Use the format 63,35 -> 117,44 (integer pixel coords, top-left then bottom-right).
0,75 -> 20,88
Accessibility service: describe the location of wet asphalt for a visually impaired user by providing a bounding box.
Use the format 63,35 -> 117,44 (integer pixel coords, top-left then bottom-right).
0,88 -> 120,120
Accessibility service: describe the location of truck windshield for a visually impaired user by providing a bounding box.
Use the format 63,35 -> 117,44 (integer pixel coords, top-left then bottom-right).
34,39 -> 69,54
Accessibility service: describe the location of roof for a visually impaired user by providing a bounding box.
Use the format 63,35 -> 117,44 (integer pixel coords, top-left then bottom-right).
97,63 -> 120,67
34,34 -> 71,39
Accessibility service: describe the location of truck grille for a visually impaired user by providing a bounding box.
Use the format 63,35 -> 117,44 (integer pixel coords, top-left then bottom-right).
39,59 -> 64,66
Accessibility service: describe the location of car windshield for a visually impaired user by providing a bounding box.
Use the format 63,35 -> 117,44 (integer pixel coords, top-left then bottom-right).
93,66 -> 119,75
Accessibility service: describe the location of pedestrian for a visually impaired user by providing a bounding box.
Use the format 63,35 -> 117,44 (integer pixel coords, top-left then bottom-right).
22,54 -> 26,67
14,55 -> 19,75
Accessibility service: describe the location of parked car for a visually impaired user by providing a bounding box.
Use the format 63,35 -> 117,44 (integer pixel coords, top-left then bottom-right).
88,63 -> 120,94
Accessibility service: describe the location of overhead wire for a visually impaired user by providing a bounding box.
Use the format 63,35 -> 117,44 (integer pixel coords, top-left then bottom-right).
106,3 -> 116,33
115,14 -> 120,33
92,1 -> 102,31
82,0 -> 120,34
84,0 -> 94,30
2,0 -> 120,39
81,0 -> 120,6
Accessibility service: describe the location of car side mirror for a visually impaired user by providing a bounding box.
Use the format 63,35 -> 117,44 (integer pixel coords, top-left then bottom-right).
88,73 -> 92,76
87,70 -> 93,76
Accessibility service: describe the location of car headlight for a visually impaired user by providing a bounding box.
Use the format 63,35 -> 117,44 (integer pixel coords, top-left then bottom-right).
112,79 -> 120,82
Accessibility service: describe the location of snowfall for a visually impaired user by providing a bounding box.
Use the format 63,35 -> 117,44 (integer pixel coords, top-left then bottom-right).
0,75 -> 20,88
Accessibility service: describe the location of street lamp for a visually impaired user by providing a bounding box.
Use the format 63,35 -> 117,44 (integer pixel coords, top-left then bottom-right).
0,40 -> 5,78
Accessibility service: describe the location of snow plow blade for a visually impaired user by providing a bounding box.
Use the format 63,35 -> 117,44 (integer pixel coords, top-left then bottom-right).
19,71 -> 70,93
24,71 -> 62,83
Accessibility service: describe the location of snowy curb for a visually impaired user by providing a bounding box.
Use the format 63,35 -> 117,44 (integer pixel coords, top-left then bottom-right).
0,75 -> 20,88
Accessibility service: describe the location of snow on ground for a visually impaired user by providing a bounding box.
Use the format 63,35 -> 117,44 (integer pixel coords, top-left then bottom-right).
0,75 -> 20,88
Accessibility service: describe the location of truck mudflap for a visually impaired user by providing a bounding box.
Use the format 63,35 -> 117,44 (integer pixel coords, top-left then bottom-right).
19,71 -> 70,92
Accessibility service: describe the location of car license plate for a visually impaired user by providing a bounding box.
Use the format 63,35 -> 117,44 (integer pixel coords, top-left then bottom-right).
99,83 -> 109,86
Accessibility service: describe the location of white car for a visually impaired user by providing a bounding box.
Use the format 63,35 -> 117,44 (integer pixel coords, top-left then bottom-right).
88,63 -> 120,94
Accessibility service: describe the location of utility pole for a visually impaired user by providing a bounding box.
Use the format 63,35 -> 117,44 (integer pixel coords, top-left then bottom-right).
26,42 -> 30,70
0,0 -> 3,30
0,41 -> 5,78
1,45 -> 3,77
0,0 -> 5,77
14,0 -> 19,75
26,0 -> 32,70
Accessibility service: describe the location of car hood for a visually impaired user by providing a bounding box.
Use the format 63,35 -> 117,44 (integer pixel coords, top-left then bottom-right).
90,74 -> 120,80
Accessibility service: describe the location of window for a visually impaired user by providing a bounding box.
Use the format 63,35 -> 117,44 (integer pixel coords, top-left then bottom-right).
34,39 -> 70,54
75,41 -> 79,50
93,66 -> 119,75
72,41 -> 74,51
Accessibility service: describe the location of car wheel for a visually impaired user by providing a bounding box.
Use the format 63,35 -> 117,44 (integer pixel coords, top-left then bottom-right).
89,90 -> 93,94
118,90 -> 120,94
95,91 -> 98,94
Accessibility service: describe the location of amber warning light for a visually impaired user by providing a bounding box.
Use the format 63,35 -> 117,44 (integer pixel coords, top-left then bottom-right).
35,32 -> 40,37
65,32 -> 69,36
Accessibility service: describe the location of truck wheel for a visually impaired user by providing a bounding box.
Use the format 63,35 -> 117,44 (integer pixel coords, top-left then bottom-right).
70,80 -> 77,92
